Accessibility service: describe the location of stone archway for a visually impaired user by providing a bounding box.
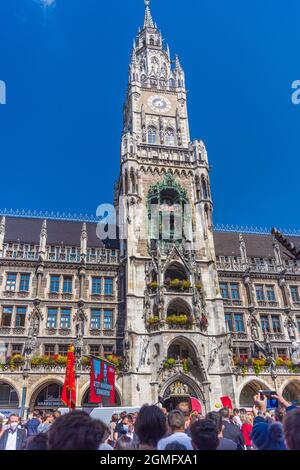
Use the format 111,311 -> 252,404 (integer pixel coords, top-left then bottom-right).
0,380 -> 20,411
282,380 -> 300,406
239,379 -> 271,408
29,379 -> 64,412
159,373 -> 206,413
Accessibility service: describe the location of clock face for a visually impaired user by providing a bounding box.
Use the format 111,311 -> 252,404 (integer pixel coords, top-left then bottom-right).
148,95 -> 171,113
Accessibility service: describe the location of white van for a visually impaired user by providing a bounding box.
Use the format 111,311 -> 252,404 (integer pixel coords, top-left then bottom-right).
58,406 -> 140,425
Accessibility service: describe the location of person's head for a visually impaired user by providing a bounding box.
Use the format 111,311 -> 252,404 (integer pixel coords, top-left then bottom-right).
8,414 -> 19,431
165,441 -> 188,451
241,413 -> 252,425
274,407 -> 285,423
134,405 -> 167,449
48,411 -> 108,450
160,407 -> 168,416
53,410 -> 61,420
26,433 -> 48,450
219,407 -> 230,420
120,411 -> 127,420
190,419 -> 219,450
176,401 -> 190,418
239,408 -> 247,416
32,411 -> 41,419
43,413 -> 54,424
111,413 -> 119,423
251,422 -> 286,450
114,435 -> 136,450
167,410 -> 185,433
233,408 -> 240,416
206,411 -> 223,436
283,408 -> 300,450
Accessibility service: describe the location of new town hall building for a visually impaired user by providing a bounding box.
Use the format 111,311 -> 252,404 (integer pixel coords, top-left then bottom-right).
1,1 -> 300,417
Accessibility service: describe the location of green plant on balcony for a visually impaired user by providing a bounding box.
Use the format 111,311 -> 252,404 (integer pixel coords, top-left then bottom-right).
166,278 -> 191,291
182,358 -> 191,373
147,281 -> 158,290
31,355 -> 67,367
81,356 -> 91,367
147,316 -> 160,325
106,354 -> 123,373
276,357 -> 298,373
195,282 -> 202,290
162,358 -> 177,369
166,314 -> 189,325
8,355 -> 25,370
169,278 -> 180,289
252,358 -> 266,376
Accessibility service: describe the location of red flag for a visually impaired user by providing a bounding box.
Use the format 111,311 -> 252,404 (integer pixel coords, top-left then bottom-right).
61,345 -> 76,409
190,397 -> 203,414
90,357 -> 115,405
220,396 -> 233,410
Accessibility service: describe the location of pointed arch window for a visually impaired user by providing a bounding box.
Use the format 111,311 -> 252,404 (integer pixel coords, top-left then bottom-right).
149,36 -> 155,46
169,78 -> 176,89
165,128 -> 175,146
202,177 -> 208,199
148,126 -> 157,144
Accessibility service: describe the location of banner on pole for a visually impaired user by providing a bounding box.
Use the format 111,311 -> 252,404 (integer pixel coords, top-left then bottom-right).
90,357 -> 115,405
61,345 -> 76,409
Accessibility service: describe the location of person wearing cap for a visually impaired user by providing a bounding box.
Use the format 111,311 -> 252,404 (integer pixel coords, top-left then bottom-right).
251,421 -> 286,450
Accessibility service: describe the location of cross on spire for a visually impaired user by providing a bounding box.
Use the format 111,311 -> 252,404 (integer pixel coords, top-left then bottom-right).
144,0 -> 154,28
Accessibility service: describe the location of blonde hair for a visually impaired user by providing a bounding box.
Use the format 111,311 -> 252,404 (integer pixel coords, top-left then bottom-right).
241,414 -> 252,425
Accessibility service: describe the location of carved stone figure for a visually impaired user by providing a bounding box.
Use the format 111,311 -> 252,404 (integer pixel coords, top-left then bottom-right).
250,319 -> 259,341
287,322 -> 295,339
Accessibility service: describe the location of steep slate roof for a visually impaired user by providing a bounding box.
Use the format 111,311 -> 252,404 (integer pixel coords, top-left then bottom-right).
2,216 -> 300,259
3,217 -> 119,249
213,231 -> 300,260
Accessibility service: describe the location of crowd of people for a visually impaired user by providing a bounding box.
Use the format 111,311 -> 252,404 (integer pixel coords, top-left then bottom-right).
0,393 -> 299,451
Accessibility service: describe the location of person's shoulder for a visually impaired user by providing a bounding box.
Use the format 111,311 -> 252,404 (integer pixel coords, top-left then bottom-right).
218,437 -> 238,450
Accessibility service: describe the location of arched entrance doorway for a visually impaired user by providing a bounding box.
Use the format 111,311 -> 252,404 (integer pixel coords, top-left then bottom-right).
161,376 -> 205,414
0,381 -> 19,416
282,380 -> 300,406
30,381 -> 64,412
81,388 -> 121,408
239,380 -> 270,408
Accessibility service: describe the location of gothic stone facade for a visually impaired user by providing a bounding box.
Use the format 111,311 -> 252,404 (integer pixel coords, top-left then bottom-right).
0,2 -> 300,415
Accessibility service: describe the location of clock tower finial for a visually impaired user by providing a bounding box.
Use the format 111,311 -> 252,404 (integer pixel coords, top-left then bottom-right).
144,0 -> 154,28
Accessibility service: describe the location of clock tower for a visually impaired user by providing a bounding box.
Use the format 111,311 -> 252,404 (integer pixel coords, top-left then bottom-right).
116,0 -> 235,409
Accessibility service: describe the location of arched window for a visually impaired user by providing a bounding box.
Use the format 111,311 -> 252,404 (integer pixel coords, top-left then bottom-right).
202,177 -> 208,199
165,129 -> 175,146
149,36 -> 155,46
148,126 -> 157,144
169,78 -> 176,89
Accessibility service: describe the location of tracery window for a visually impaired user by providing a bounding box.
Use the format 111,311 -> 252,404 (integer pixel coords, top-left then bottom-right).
148,126 -> 157,144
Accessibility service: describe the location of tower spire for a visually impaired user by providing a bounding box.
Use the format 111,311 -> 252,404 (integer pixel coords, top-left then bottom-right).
144,0 -> 154,28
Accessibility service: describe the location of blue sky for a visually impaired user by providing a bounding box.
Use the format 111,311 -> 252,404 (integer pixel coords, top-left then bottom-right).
0,0 -> 299,229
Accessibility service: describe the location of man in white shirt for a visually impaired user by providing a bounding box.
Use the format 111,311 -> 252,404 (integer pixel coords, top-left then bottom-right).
157,410 -> 193,450
0,414 -> 27,450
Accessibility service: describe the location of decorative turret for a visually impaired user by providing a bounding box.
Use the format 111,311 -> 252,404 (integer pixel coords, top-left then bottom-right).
80,223 -> 88,262
0,216 -> 5,254
38,220 -> 47,260
239,233 -> 248,269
